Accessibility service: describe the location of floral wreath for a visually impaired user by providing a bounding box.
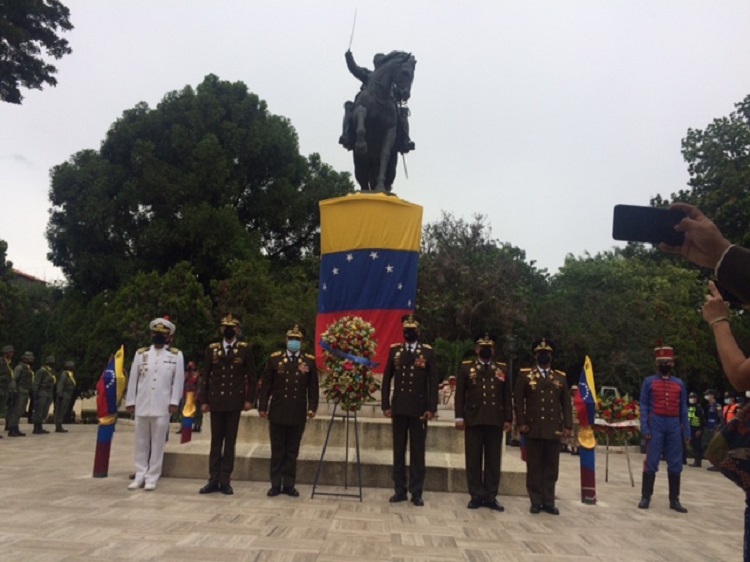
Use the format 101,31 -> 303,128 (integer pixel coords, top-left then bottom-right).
320,316 -> 380,411
595,395 -> 640,439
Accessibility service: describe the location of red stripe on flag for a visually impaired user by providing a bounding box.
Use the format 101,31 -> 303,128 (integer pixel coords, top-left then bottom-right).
315,309 -> 413,373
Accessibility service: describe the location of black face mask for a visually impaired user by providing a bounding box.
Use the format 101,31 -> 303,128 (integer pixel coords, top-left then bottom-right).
403,329 -> 418,343
223,328 -> 236,340
658,364 -> 672,375
478,347 -> 493,361
536,352 -> 551,366
152,334 -> 167,346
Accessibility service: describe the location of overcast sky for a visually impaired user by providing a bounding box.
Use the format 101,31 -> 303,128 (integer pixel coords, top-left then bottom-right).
2,1 -> 750,282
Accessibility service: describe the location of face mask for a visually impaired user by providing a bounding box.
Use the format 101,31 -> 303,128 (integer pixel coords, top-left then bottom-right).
478,347 -> 493,360
403,329 -> 418,343
704,396 -> 710,401
223,328 -> 236,340
658,364 -> 672,375
689,398 -> 697,404
725,398 -> 732,405
152,334 -> 167,346
536,352 -> 551,366
287,339 -> 301,353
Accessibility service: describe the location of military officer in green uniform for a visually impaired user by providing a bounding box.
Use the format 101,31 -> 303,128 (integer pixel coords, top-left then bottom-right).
514,339 -> 572,515
54,360 -> 76,433
455,334 -> 512,511
381,314 -> 439,506
8,351 -> 34,437
0,345 -> 15,438
259,325 -> 319,497
32,356 -> 57,434
199,313 -> 257,496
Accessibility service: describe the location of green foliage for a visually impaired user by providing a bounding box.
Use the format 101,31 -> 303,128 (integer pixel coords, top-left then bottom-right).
0,240 -> 22,346
418,213 -> 548,345
431,337 -> 475,382
536,250 -> 715,395
47,74 -> 352,295
0,0 -> 73,103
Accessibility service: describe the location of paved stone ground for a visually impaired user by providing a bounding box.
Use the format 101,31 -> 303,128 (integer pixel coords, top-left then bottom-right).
0,422 -> 743,561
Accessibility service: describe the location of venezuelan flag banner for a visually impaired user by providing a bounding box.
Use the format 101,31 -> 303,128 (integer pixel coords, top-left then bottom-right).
573,355 -> 597,504
93,346 -> 127,478
316,193 -> 423,371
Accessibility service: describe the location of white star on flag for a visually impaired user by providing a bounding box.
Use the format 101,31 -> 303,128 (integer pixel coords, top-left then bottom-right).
346,253 -> 353,262
332,267 -> 339,275
397,283 -> 403,290
385,265 -> 394,273
369,251 -> 379,259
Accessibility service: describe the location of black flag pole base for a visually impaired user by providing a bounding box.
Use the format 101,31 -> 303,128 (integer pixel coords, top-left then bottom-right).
311,402 -> 363,502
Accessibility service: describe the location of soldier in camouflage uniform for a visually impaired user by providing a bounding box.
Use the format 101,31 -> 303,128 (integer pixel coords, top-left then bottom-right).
0,345 -> 15,438
54,360 -> 76,432
32,356 -> 57,434
8,351 -> 34,437
259,325 -> 319,497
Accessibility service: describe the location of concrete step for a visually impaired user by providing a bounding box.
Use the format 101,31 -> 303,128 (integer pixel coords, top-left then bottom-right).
162,437 -> 527,496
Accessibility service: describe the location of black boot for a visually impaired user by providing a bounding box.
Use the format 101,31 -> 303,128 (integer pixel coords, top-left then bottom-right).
668,472 -> 688,513
33,423 -> 47,435
55,425 -> 68,433
638,472 -> 655,509
10,426 -> 26,437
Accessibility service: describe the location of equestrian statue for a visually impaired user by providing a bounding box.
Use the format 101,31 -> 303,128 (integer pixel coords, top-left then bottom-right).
339,50 -> 416,193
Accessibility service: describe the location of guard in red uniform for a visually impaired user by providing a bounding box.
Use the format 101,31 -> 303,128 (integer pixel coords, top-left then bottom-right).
638,343 -> 690,512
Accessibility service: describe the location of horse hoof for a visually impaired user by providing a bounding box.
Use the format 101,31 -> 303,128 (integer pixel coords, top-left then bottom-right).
355,142 -> 367,155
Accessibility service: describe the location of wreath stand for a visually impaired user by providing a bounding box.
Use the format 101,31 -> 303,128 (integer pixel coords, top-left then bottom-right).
597,419 -> 637,487
311,402 -> 363,501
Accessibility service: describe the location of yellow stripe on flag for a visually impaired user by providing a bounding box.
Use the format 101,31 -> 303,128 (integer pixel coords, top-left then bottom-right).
320,193 -> 423,254
584,355 -> 598,404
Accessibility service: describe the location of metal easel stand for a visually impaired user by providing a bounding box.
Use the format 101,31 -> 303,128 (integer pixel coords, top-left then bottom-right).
604,431 -> 635,487
311,401 -> 363,501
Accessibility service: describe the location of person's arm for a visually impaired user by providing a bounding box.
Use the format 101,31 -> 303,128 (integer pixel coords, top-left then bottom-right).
345,50 -> 370,84
125,353 -> 140,410
426,349 -> 439,417
170,352 -> 185,410
703,280 -> 750,390
454,366 -> 466,428
258,358 -> 273,415
307,357 -> 319,417
381,349 -> 394,414
640,379 -> 651,438
560,377 -> 572,431
661,203 -> 731,268
679,380 -> 690,442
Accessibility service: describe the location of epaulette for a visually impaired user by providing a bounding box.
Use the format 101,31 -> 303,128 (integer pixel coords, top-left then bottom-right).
304,353 -> 316,360
138,347 -> 149,354
554,369 -> 566,377
462,359 -> 473,364
421,344 -> 432,349
270,351 -> 283,357
495,362 -> 507,369
209,343 -> 221,349
168,347 -> 179,354
391,343 -> 401,348
238,341 -> 248,347
519,368 -> 532,374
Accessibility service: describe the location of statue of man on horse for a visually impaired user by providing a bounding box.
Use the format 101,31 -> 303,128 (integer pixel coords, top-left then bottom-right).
339,49 -> 416,193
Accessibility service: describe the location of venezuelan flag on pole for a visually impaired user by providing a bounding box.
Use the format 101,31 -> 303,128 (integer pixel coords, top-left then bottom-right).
573,355 -> 597,504
316,193 -> 423,371
93,346 -> 127,478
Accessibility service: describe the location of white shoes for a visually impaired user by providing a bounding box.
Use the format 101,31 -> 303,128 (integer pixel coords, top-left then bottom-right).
144,482 -> 156,491
128,480 -> 144,490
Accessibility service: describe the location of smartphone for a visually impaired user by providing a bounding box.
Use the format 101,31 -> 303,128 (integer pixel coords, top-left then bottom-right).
612,204 -> 686,246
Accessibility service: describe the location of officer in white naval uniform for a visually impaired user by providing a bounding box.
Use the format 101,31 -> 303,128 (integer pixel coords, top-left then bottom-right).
126,317 -> 184,491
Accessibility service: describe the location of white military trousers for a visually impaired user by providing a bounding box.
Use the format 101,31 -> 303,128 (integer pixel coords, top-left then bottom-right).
133,415 -> 170,485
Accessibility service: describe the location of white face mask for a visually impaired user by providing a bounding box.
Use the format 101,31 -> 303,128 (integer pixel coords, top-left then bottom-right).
725,398 -> 732,405
689,398 -> 697,404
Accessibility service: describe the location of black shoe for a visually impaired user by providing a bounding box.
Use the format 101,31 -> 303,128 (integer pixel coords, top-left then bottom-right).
55,427 -> 68,433
193,427 -> 201,433
542,505 -> 559,515
530,505 -> 542,514
690,461 -> 702,467
707,466 -> 720,472
389,493 -> 408,503
32,428 -> 46,435
199,483 -> 220,494
484,499 -> 505,512
267,487 -> 281,497
283,487 -> 300,497
175,428 -> 182,434
411,496 -> 424,507
467,499 -> 482,509
670,500 -> 688,513
220,484 -> 234,496
638,497 -> 650,509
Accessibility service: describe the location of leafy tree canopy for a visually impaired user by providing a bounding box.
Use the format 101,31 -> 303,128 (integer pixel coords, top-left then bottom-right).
47,74 -> 352,295
0,0 -> 73,104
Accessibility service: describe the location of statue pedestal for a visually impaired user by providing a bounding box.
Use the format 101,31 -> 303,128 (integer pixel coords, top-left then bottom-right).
162,408 -> 527,495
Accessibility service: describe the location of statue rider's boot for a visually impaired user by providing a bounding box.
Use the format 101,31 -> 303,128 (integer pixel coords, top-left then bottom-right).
668,472 -> 688,513
339,101 -> 354,150
638,472 -> 655,509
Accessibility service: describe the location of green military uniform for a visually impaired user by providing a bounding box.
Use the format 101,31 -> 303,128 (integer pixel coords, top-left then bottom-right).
0,346 -> 15,431
259,329 -> 319,495
381,315 -> 439,505
514,339 -> 572,514
455,342 -> 512,509
54,361 -> 76,432
8,352 -> 34,436
199,314 -> 257,494
32,357 -> 57,433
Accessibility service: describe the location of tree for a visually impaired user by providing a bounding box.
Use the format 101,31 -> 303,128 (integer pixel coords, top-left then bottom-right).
418,212 -> 547,345
0,0 -> 73,104
0,239 -> 22,345
47,74 -> 352,295
652,94 -> 750,247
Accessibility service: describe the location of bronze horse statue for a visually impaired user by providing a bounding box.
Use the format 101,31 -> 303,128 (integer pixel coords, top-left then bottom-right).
348,51 -> 416,192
